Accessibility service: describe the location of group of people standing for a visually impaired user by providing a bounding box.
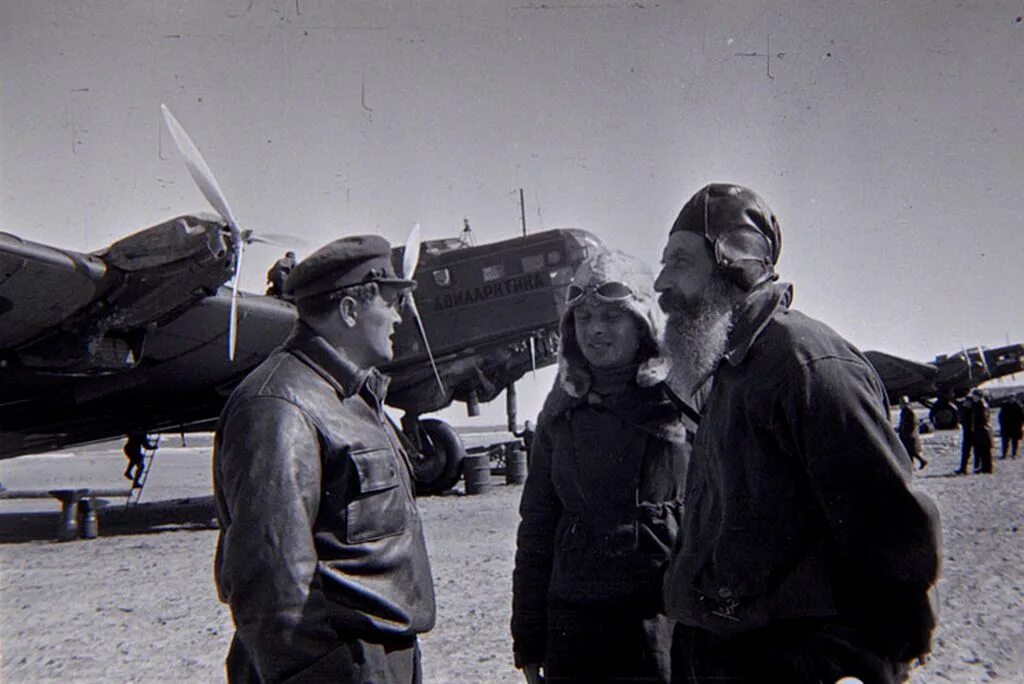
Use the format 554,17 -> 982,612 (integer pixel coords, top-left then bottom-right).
954,391 -> 1024,474
212,184 -> 941,683
892,385 -> 1024,477
955,390 -> 997,475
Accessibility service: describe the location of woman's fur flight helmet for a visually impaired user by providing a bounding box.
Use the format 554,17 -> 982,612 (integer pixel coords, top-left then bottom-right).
558,249 -> 669,398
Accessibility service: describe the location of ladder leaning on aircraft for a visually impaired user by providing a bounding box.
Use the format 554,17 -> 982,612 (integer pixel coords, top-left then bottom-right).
126,435 -> 160,506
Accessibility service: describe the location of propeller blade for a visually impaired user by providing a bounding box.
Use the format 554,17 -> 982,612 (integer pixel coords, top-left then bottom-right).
250,232 -> 309,248
403,223 -> 422,280
977,345 -> 992,377
161,104 -> 248,362
228,241 -> 245,361
399,223 -> 441,392
961,345 -> 973,382
245,234 -> 286,247
160,104 -> 241,238
407,295 -> 445,395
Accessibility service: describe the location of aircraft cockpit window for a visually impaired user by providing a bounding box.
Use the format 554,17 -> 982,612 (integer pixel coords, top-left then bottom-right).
521,254 -> 545,272
547,250 -> 562,265
433,269 -> 452,287
568,245 -> 587,262
482,264 -> 505,282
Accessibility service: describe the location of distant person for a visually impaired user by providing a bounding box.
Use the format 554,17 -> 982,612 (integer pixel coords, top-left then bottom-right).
898,396 -> 927,470
998,397 -> 1023,459
972,391 -> 994,474
214,236 -> 433,683
954,396 -> 975,475
460,217 -> 474,246
122,433 -> 156,488
513,419 -> 535,458
512,250 -> 689,683
656,184 -> 940,683
265,250 -> 296,297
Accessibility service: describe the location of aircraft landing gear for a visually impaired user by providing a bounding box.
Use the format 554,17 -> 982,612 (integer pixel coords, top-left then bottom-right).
929,399 -> 959,430
402,416 -> 466,495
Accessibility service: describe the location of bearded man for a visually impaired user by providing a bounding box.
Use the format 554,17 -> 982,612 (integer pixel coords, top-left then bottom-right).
655,183 -> 941,683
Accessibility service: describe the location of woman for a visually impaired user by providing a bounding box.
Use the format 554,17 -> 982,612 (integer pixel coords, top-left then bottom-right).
511,250 -> 690,683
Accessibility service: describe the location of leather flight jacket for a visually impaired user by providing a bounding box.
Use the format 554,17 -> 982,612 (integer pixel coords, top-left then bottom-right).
214,321 -> 435,682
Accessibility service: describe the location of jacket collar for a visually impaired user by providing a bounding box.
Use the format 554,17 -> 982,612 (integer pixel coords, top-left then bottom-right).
283,321 -> 390,402
723,282 -> 794,368
540,379 -> 689,444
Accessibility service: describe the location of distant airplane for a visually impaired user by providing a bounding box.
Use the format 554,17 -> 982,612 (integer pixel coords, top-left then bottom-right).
0,106 -> 604,494
864,343 -> 1024,428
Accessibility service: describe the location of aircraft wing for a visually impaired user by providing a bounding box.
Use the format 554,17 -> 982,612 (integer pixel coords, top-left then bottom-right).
985,384 -> 1024,407
0,215 -> 234,372
0,232 -> 111,350
863,350 -> 939,401
0,287 -> 296,460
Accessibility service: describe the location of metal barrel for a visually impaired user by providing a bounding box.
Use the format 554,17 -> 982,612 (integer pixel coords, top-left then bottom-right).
505,445 -> 528,485
78,498 -> 98,539
56,501 -> 79,542
463,453 -> 492,495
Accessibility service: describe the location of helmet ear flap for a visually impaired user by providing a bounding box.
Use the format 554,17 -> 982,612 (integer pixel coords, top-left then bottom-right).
714,228 -> 776,291
723,260 -> 775,291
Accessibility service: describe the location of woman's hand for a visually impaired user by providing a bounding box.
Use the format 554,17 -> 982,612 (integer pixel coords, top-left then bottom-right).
521,663 -> 544,684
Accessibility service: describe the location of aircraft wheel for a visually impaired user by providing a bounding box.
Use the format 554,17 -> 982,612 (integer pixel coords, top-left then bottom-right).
411,418 -> 466,495
929,403 -> 959,430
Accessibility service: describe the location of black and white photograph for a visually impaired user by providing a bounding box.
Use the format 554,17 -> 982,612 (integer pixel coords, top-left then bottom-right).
1,2 -> 1021,682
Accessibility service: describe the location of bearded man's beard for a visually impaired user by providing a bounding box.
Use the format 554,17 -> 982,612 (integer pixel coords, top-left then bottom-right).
661,277 -> 737,401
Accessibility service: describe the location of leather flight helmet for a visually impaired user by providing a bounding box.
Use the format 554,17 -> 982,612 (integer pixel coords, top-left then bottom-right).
670,183 -> 782,291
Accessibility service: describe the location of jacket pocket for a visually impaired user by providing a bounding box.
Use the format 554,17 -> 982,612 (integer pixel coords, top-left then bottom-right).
345,448 -> 407,543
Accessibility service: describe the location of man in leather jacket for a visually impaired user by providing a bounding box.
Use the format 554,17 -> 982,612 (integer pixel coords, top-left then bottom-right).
656,184 -> 941,683
213,236 -> 435,683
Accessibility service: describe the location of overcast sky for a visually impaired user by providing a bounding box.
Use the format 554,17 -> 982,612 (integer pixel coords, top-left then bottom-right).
2,1 -> 1021,425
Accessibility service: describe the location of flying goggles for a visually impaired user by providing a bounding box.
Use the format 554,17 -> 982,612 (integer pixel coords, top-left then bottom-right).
566,281 -> 635,305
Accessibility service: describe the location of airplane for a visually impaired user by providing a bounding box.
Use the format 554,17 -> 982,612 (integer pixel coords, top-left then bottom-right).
0,217 -> 603,494
864,343 -> 1024,428
0,108 -> 605,495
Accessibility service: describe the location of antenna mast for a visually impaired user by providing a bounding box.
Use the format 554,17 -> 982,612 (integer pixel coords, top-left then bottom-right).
519,188 -> 527,237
